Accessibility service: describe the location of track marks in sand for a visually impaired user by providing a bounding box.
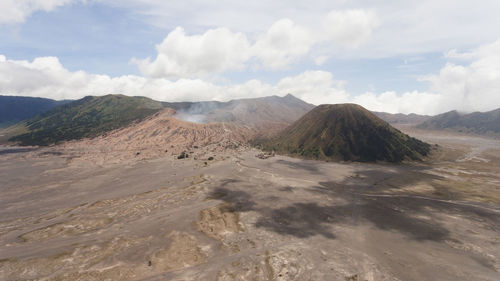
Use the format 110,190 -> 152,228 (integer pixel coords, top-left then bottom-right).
2,232 -> 209,280
197,203 -> 243,241
150,232 -> 207,272
19,217 -> 113,242
215,247 -> 312,281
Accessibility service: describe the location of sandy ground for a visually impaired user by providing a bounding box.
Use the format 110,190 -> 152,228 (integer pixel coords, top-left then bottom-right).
0,129 -> 499,280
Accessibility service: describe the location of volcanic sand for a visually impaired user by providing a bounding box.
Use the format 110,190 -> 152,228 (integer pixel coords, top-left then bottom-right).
0,129 -> 499,280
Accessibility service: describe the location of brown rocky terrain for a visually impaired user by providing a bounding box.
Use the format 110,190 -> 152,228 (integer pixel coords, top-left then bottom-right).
171,94 -> 314,129
46,95 -> 313,166
0,98 -> 499,280
53,108 -> 255,165
0,124 -> 499,280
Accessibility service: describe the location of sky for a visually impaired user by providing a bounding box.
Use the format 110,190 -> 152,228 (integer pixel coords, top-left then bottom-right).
1,0 -> 500,115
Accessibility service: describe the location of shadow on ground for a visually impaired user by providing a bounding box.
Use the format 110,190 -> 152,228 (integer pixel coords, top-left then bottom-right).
275,159 -> 321,174
207,167 -> 499,242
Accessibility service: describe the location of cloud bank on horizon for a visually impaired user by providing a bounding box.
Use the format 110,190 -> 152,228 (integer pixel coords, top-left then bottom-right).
1,0 -> 500,115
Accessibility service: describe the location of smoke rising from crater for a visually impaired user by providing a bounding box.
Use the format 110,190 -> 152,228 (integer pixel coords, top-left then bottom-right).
173,101 -> 224,124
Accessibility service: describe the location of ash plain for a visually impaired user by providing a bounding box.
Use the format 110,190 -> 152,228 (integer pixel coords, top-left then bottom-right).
0,129 -> 499,281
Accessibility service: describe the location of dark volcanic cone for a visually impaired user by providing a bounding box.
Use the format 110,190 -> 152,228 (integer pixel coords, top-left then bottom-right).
261,104 -> 431,162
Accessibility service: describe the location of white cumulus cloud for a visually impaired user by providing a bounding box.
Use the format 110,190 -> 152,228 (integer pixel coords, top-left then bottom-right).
0,0 -> 75,24
252,19 -> 315,70
0,54 -> 433,113
134,27 -> 252,79
422,38 -> 500,113
323,9 -> 379,48
3,38 -> 500,115
348,39 -> 500,115
352,91 -> 441,115
276,71 -> 350,105
136,9 -> 380,78
0,54 -> 350,104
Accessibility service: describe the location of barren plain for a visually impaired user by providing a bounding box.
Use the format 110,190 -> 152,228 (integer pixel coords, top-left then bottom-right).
0,128 -> 499,281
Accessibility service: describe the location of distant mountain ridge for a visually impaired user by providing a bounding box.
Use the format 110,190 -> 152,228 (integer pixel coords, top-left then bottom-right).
260,104 -> 431,162
416,109 -> 500,136
4,94 -> 314,146
0,95 -> 70,128
8,95 -> 164,145
373,111 -> 431,125
166,94 -> 314,127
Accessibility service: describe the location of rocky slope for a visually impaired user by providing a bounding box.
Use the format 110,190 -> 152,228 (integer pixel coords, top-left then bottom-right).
59,108 -> 255,164
169,94 -> 314,136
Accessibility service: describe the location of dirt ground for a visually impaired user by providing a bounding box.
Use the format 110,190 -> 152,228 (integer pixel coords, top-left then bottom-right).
0,129 -> 499,280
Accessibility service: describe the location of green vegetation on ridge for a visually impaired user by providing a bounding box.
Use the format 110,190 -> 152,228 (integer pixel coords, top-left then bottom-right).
9,95 -> 163,146
259,104 -> 431,162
